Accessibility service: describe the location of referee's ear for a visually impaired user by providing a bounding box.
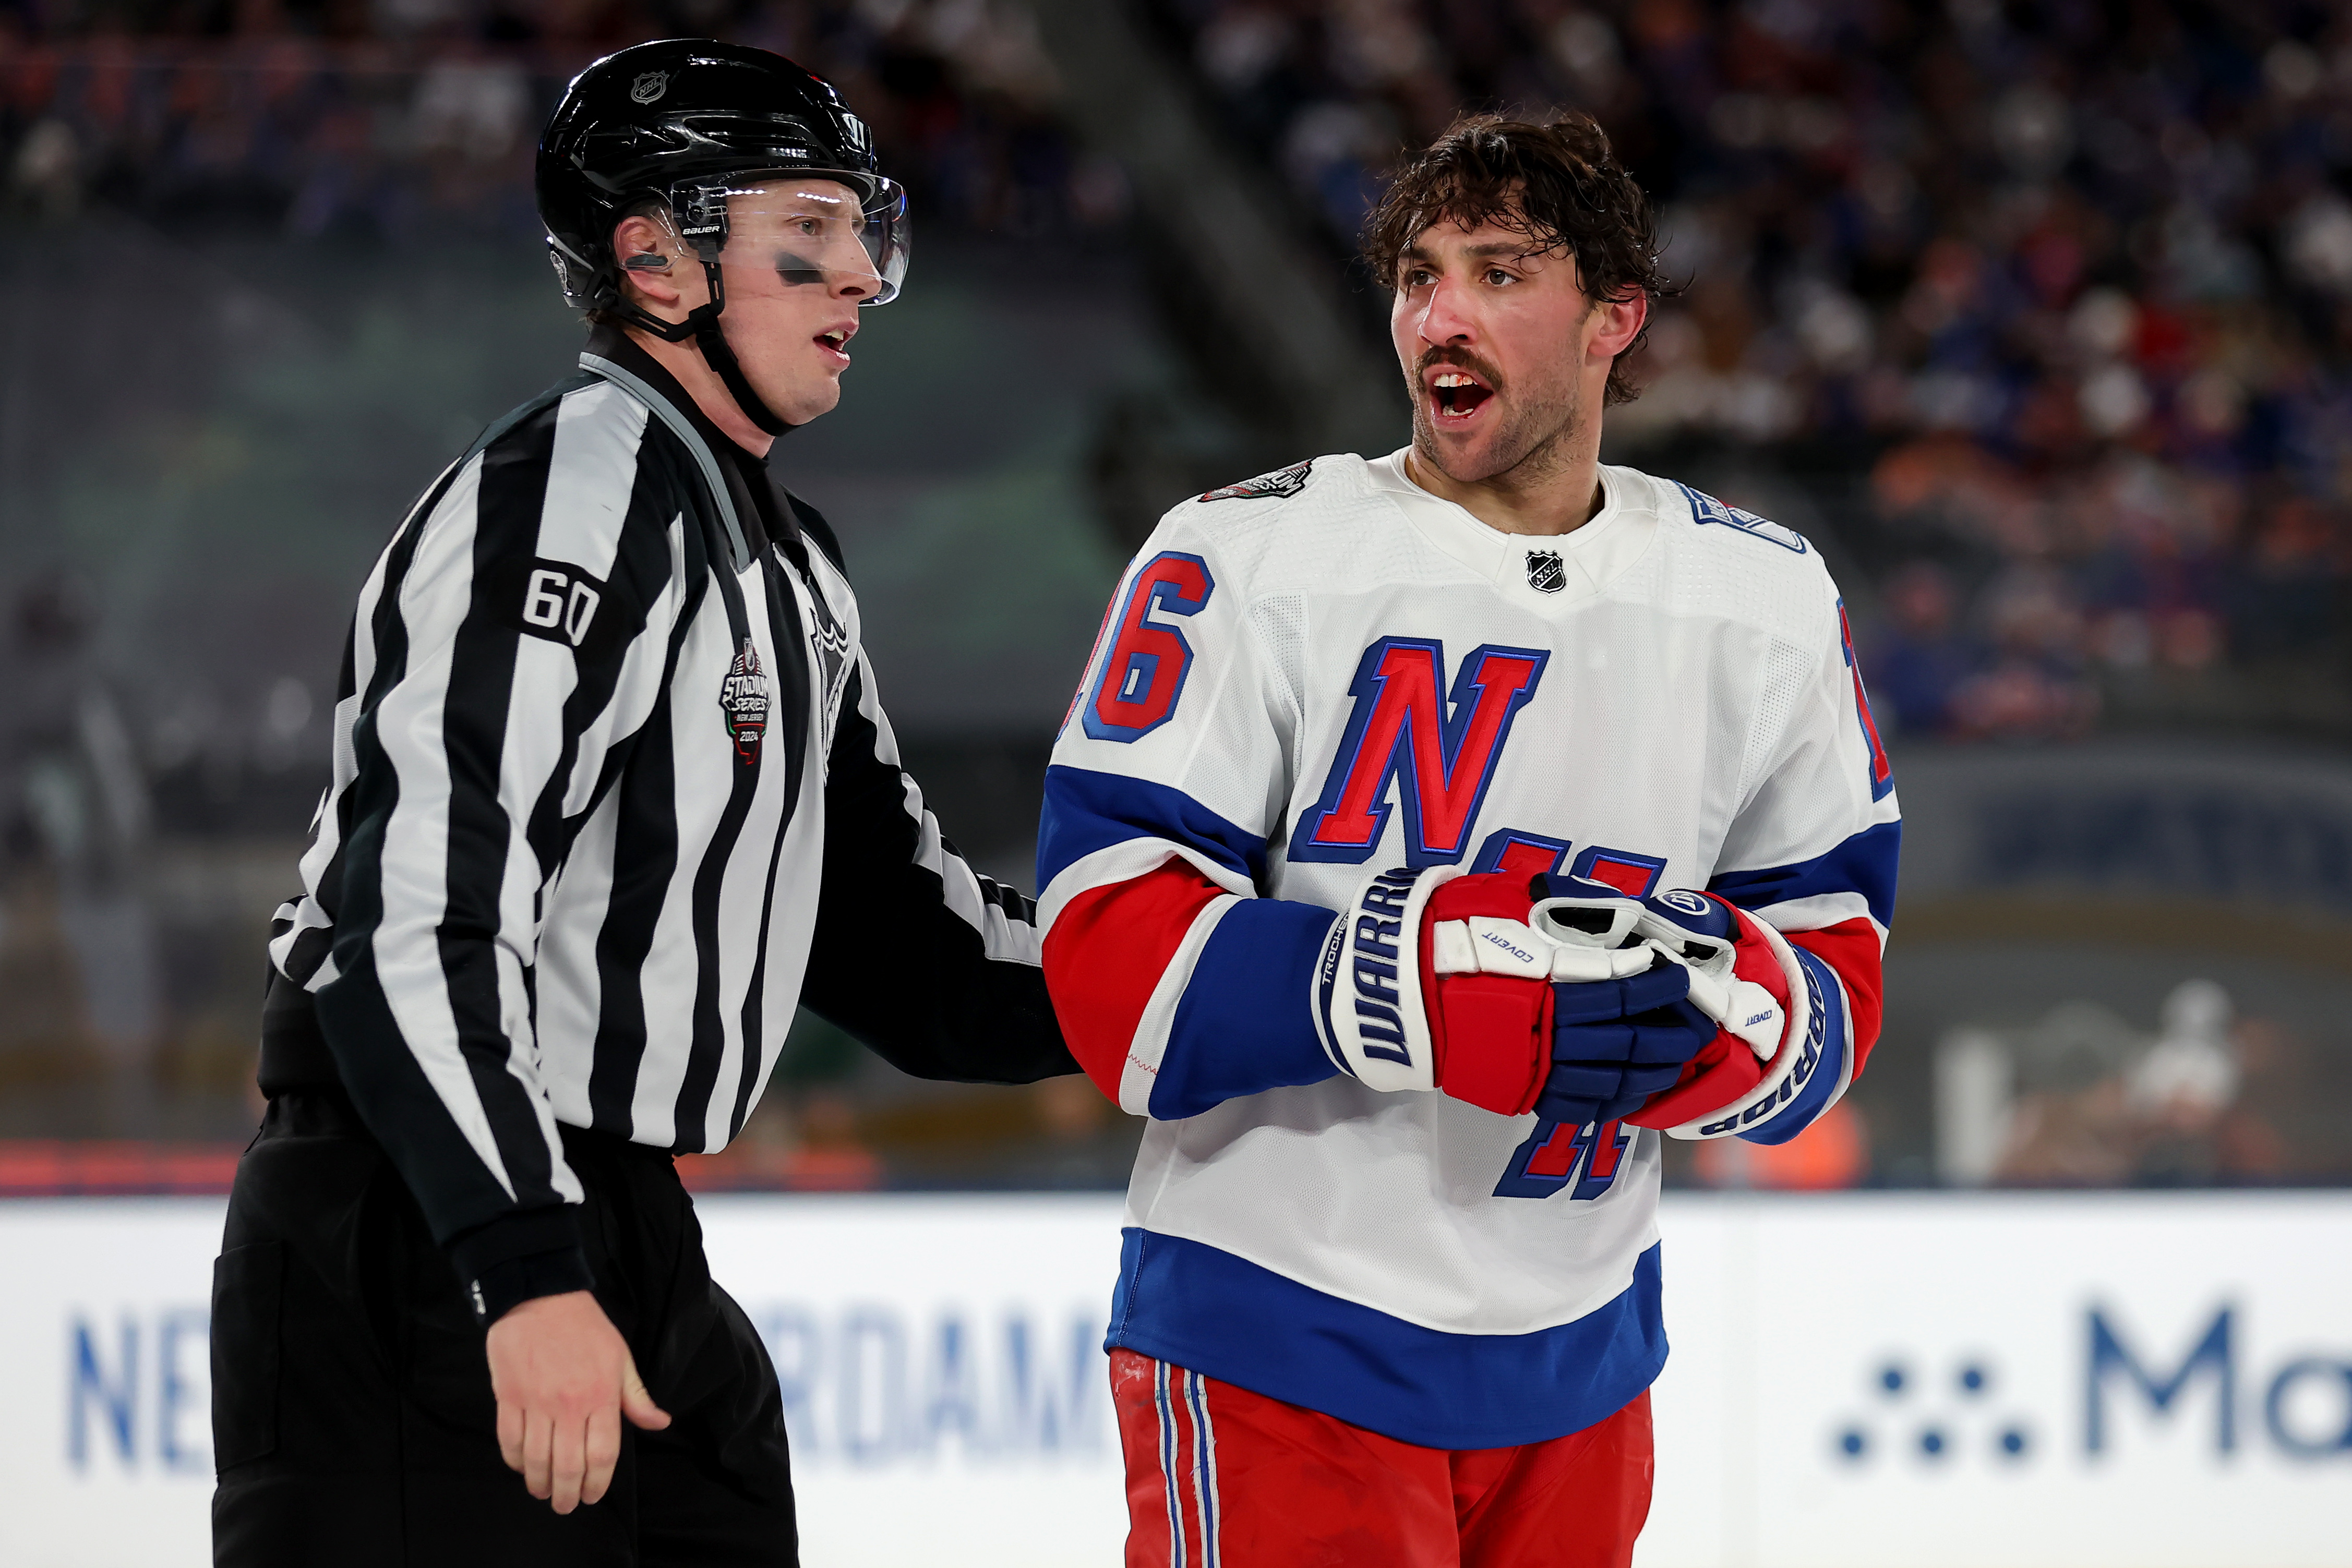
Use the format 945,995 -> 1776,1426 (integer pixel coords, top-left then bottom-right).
612,212 -> 700,320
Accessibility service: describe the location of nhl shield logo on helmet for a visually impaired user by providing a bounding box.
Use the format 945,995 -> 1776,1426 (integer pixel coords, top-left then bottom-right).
629,70 -> 669,104
1526,550 -> 1567,594
719,636 -> 770,764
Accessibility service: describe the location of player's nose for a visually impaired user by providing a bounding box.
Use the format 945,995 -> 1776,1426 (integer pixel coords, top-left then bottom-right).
1415,274 -> 1479,345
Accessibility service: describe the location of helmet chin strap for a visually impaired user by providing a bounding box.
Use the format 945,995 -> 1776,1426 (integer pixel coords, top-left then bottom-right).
615,256 -> 795,439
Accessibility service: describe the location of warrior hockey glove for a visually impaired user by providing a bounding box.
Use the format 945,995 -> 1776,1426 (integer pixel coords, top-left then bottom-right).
1313,866 -> 1701,1119
1514,876 -> 1719,1126
1312,866 -> 1832,1137
1533,947 -> 1717,1127
1599,888 -> 1831,1140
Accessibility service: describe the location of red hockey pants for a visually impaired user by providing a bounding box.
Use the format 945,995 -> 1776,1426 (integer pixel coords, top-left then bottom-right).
1109,1348 -> 1653,1567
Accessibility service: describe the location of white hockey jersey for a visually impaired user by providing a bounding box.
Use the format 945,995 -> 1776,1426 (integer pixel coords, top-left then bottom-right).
1038,451 -> 1900,1449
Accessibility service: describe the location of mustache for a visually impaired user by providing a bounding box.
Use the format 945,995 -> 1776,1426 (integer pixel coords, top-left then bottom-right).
1417,346 -> 1505,390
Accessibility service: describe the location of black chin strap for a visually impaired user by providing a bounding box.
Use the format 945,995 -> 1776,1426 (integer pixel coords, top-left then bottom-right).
615,256 -> 794,438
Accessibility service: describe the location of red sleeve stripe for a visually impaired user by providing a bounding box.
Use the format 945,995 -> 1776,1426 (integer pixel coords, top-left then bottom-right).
1786,917 -> 1883,1074
1042,862 -> 1230,1109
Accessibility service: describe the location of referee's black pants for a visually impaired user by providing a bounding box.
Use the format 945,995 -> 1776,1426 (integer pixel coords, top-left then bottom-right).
211,1088 -> 798,1566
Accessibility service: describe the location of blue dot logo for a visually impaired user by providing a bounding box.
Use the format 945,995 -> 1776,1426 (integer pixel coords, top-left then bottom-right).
1832,1352 -> 2032,1474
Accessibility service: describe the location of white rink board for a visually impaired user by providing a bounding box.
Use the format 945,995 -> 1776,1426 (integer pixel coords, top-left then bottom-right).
1641,1195 -> 2352,1568
0,1192 -> 2344,1567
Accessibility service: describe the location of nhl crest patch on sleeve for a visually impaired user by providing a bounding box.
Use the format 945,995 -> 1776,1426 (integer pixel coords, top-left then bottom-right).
719,636 -> 770,764
1199,459 -> 1313,503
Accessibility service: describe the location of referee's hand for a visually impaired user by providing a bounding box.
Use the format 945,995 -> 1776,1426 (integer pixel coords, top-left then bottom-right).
485,1289 -> 674,1513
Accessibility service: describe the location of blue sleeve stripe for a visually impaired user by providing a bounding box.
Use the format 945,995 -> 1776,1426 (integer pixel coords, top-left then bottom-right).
1740,944 -> 1850,1147
1707,818 -> 1900,931
1150,899 -> 1340,1119
1038,765 -> 1269,891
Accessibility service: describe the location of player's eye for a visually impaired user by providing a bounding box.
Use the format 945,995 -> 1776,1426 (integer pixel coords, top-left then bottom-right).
1486,268 -> 1518,286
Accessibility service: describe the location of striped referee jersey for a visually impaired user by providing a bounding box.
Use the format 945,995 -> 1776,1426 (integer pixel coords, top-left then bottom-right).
268,325 -> 1072,1312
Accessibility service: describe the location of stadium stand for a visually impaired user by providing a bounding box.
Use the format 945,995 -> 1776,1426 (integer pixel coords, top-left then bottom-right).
1144,0 -> 2352,738
0,0 -> 1093,239
7,1 -> 2347,735
3,1 -> 2348,1187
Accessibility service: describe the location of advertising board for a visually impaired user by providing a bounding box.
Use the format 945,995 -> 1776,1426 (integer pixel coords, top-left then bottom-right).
1,1193 -> 2342,1566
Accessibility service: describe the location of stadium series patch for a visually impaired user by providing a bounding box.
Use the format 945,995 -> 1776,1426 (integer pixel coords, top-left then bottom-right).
1199,459 -> 1313,503
719,636 -> 769,764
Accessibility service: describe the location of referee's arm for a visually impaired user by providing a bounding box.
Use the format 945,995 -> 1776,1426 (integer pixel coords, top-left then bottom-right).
314,403 -> 674,1319
800,646 -> 1077,1082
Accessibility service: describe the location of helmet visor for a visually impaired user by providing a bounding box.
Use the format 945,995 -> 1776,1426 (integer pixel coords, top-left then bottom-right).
682,173 -> 909,306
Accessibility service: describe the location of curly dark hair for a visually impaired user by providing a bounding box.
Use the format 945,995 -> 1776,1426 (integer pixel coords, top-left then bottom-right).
1362,112 -> 1669,407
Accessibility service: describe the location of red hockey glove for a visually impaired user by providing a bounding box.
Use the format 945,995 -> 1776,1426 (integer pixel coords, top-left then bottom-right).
1615,889 -> 1815,1137
1418,870 -> 1578,1114
1312,867 -> 1686,1118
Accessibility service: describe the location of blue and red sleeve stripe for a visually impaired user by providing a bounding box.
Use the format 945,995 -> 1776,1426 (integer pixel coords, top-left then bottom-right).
1040,767 -> 1337,1119
1706,822 -> 1895,1124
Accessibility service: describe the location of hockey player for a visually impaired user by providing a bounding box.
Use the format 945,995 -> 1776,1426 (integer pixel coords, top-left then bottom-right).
1039,113 -> 1899,1565
211,41 -> 1073,1565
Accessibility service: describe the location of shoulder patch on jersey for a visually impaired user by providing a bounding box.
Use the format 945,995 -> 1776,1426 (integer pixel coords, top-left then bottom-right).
719,636 -> 769,765
1675,481 -> 1808,554
1199,459 -> 1313,504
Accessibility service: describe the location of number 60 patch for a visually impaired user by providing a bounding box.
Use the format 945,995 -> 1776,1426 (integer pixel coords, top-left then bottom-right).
494,556 -> 609,653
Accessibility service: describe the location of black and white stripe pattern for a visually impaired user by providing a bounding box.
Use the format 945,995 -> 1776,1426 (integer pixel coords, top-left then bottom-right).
269,341 -> 1069,1264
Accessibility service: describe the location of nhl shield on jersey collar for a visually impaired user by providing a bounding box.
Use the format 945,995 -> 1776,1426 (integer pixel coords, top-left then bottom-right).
1363,449 -> 1660,608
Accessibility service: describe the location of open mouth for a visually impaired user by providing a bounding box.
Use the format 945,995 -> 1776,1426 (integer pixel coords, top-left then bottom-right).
1429,368 -> 1495,423
815,326 -> 854,363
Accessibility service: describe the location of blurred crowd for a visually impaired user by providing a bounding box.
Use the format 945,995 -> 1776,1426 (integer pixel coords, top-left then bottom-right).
1938,979 -> 2349,1188
5,0 -> 2352,1174
8,1 -> 2352,737
0,0 -> 1110,238
1156,0 -> 2352,737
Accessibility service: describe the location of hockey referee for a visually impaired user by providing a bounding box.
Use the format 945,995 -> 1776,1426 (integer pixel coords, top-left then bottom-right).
210,40 -> 1076,1566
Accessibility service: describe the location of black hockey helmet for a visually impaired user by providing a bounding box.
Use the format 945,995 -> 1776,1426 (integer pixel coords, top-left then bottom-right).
536,39 -> 909,433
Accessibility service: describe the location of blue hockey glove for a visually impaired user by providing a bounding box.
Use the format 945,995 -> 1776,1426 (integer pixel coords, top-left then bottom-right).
1532,947 -> 1718,1127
